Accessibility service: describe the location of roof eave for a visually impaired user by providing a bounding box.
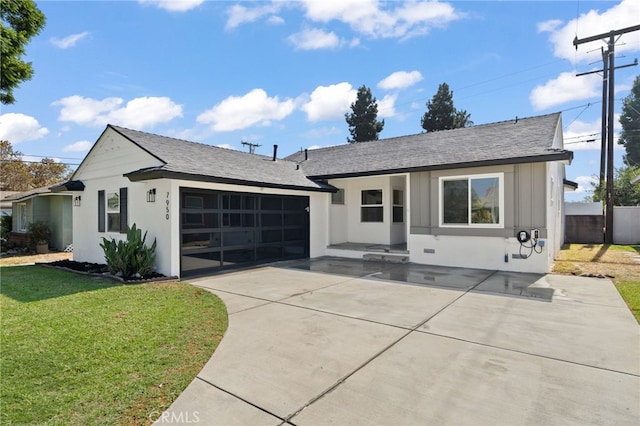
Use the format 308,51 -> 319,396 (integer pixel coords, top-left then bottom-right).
124,169 -> 335,193
50,180 -> 86,192
307,151 -> 574,180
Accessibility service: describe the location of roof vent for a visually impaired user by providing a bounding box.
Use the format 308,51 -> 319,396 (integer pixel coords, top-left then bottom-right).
305,148 -> 308,161
272,144 -> 278,161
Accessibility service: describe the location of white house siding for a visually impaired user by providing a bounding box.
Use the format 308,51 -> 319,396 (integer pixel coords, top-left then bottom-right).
408,162 -> 561,273
327,174 -> 408,246
71,129 -> 165,268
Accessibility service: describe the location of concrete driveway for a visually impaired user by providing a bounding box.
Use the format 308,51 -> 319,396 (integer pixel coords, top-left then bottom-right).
157,257 -> 640,425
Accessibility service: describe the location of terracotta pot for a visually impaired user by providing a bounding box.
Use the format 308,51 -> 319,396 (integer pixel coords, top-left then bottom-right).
36,243 -> 49,254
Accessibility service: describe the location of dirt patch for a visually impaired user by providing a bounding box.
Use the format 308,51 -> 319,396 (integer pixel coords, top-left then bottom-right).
553,244 -> 640,283
0,251 -> 72,267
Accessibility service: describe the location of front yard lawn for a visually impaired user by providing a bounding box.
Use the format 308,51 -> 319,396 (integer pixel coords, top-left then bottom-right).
0,265 -> 227,425
553,244 -> 640,323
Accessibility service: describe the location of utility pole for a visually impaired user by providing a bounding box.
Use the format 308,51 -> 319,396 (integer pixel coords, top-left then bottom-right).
573,24 -> 640,244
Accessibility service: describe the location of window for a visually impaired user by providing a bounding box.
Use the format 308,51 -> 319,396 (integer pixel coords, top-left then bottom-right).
392,189 -> 404,223
16,203 -> 27,232
331,188 -> 345,205
361,189 -> 383,222
106,191 -> 121,232
99,188 -> 128,233
440,174 -> 503,227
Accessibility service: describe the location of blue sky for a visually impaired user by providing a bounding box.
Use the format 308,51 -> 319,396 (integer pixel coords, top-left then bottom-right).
1,0 -> 639,202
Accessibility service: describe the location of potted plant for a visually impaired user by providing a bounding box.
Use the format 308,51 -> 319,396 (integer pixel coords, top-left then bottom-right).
27,221 -> 52,254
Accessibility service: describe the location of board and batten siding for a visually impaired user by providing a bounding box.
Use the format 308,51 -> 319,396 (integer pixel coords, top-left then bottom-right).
409,163 -> 547,238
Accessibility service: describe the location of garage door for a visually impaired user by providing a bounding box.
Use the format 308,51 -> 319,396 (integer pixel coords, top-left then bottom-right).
180,188 -> 310,277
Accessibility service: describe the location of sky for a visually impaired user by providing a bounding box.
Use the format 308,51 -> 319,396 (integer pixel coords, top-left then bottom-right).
1,0 -> 639,202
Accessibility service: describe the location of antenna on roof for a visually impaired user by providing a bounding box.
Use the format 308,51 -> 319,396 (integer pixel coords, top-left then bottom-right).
241,141 -> 261,154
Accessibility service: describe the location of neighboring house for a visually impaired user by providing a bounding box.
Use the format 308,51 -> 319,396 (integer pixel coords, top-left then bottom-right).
54,112 -> 572,278
0,191 -> 19,216
4,186 -> 73,251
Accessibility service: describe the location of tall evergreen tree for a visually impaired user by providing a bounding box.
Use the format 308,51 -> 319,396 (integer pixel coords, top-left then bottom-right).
421,82 -> 472,132
618,75 -> 640,167
0,0 -> 46,104
345,85 -> 384,143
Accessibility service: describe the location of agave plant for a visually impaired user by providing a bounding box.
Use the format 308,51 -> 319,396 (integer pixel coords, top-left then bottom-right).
100,224 -> 157,280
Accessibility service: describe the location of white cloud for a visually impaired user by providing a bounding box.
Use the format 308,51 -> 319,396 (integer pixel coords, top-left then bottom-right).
529,72 -> 600,110
50,32 -> 89,49
226,3 -> 283,30
52,95 -> 183,129
538,0 -> 640,64
301,0 -> 463,39
62,141 -> 93,152
563,115 -> 624,151
301,82 -> 357,122
377,94 -> 397,118
573,175 -> 597,194
138,0 -> 203,12
378,70 -> 423,90
197,89 -> 295,132
216,143 -> 237,150
288,28 -> 342,50
0,113 -> 49,143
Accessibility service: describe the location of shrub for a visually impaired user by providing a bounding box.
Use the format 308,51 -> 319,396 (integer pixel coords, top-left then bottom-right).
100,224 -> 157,280
0,215 -> 12,241
26,221 -> 51,247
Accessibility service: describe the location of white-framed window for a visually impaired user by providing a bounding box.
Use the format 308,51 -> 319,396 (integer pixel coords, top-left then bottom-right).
106,191 -> 121,232
439,173 -> 503,228
361,189 -> 383,222
392,189 -> 404,223
16,203 -> 27,232
331,188 -> 345,205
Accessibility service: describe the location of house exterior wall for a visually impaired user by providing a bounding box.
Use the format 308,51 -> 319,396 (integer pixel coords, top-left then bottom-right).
49,196 -> 72,250
328,174 -> 407,246
71,129 -> 164,269
72,129 -> 329,278
10,195 -> 72,251
408,162 -> 559,273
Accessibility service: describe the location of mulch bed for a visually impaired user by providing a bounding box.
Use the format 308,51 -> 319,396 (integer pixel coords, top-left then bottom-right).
41,260 -> 178,284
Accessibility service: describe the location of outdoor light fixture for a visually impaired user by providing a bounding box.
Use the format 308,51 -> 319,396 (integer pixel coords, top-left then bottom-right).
147,188 -> 156,203
74,196 -> 81,207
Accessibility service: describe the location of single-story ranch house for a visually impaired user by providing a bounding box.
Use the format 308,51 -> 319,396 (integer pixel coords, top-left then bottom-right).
5,186 -> 73,251
54,112 -> 573,278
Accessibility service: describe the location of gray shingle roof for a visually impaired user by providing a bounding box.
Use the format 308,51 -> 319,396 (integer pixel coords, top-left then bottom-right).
109,126 -> 331,192
285,113 -> 571,178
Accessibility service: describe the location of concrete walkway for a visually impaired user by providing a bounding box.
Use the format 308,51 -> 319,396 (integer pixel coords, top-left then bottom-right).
156,258 -> 640,425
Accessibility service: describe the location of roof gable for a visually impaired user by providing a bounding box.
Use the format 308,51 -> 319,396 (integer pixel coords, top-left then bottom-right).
109,126 -> 331,192
285,113 -> 571,178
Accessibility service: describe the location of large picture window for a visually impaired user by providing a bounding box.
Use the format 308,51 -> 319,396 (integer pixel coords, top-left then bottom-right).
361,189 -> 383,222
440,173 -> 503,227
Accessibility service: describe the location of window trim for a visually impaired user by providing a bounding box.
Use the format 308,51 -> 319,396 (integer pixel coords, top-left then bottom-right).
392,189 -> 404,224
361,189 -> 383,223
99,188 -> 128,234
16,203 -> 27,232
439,172 -> 504,228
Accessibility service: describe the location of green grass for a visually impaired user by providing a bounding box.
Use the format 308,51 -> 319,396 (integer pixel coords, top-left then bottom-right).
553,244 -> 640,323
0,266 -> 227,425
